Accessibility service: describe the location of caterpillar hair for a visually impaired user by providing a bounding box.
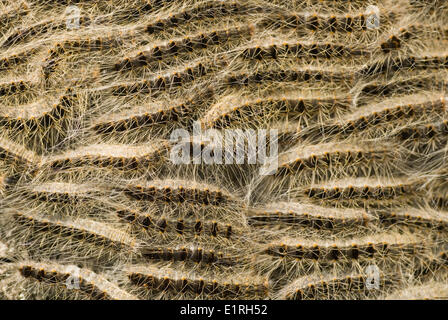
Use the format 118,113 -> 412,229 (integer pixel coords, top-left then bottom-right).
0,2 -> 29,30
0,0 -> 447,301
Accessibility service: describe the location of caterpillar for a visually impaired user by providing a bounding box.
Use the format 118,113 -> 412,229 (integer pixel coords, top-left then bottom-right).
277,270 -> 403,300
140,245 -> 239,266
302,96 -> 447,141
241,41 -> 369,61
9,211 -> 138,262
0,135 -> 40,167
258,10 -> 396,36
360,54 -> 448,77
0,47 -> 39,71
258,233 -> 431,280
353,74 -> 448,106
0,79 -> 38,97
115,25 -> 254,72
201,94 -> 352,129
122,179 -> 237,206
14,181 -> 110,207
0,91 -> 75,131
127,265 -> 268,299
396,120 -> 448,140
385,281 -> 448,300
246,202 -> 372,232
275,141 -> 397,178
222,67 -> 355,89
144,0 -> 277,36
1,17 -> 91,48
42,140 -> 170,175
90,87 -> 215,141
42,35 -> 131,79
116,208 -> 242,242
375,207 -> 448,232
109,59 -> 223,96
